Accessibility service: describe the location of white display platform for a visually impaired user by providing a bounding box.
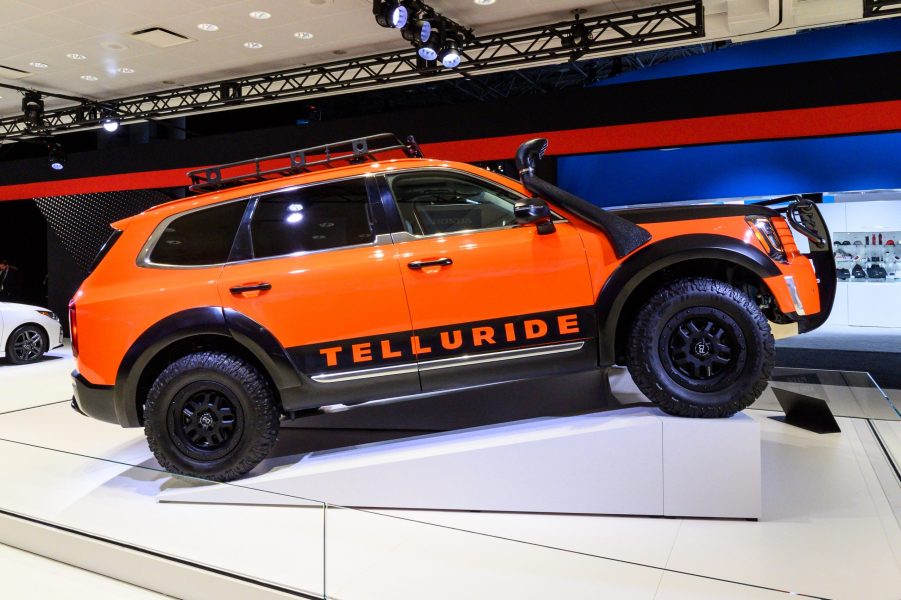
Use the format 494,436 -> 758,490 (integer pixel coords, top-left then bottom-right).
160,407 -> 762,519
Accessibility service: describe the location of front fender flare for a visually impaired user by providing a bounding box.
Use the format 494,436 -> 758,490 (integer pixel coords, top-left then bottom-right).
595,234 -> 782,365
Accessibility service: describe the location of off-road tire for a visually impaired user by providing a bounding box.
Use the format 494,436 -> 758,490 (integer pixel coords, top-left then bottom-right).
144,352 -> 279,481
627,277 -> 774,418
6,324 -> 47,365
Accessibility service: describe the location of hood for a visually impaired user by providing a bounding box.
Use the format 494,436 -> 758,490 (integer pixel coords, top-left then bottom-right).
0,302 -> 50,313
613,203 -> 779,224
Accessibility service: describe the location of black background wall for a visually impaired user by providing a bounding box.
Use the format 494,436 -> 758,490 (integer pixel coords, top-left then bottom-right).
35,190 -> 172,333
0,201 -> 48,306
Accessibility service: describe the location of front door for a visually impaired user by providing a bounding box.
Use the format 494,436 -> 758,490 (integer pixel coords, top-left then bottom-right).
218,175 -> 418,408
381,169 -> 598,392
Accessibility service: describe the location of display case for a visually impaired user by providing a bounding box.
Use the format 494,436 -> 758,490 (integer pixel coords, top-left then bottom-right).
832,231 -> 901,282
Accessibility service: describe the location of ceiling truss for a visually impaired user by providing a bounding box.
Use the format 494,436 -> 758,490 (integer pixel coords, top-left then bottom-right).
0,0 -> 704,141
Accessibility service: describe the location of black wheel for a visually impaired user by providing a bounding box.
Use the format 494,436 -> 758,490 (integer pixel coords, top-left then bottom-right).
144,352 -> 280,481
6,325 -> 47,365
627,277 -> 774,418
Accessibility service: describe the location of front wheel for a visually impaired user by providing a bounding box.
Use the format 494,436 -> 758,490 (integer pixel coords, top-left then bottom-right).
144,352 -> 280,481
6,325 -> 47,365
627,277 -> 774,418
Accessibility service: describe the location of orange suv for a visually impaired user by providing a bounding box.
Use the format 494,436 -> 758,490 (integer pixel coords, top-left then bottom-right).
70,134 -> 834,481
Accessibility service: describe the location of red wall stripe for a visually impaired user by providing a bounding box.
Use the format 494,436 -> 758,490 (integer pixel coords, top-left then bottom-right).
2,100 -> 900,201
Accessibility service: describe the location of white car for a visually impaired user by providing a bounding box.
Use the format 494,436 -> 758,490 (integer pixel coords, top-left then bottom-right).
1,302 -> 64,364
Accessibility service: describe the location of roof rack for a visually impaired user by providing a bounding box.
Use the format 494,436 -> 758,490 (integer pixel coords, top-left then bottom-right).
187,133 -> 424,193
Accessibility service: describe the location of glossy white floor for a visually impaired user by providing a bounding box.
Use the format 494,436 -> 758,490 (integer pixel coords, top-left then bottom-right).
0,345 -> 900,600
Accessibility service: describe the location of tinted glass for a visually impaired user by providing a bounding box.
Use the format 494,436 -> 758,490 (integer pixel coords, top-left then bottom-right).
149,200 -> 248,266
388,171 -> 523,236
250,178 -> 373,258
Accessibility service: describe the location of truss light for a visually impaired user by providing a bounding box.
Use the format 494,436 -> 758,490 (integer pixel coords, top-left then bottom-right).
418,38 -> 438,61
21,92 -> 44,126
439,39 -> 461,68
375,1 -> 408,28
102,117 -> 119,132
48,143 -> 66,170
402,16 -> 431,44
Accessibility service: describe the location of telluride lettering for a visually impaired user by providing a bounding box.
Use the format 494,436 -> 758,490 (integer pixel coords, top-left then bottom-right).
314,309 -> 588,371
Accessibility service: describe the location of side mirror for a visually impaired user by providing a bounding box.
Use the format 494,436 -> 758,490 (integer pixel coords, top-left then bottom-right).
514,198 -> 556,235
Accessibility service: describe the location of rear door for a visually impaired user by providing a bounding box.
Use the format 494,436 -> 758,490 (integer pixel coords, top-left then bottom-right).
380,169 -> 598,392
217,175 -> 418,408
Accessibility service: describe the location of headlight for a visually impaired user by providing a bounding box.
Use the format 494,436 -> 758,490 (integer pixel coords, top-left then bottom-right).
36,310 -> 58,321
745,216 -> 786,262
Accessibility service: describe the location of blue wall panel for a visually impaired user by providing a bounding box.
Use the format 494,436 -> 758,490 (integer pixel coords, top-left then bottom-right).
557,132 -> 901,206
597,20 -> 901,86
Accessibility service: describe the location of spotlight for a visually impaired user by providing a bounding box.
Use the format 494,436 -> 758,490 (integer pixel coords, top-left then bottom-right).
374,1 -> 408,29
438,39 -> 462,68
418,38 -> 439,61
21,92 -> 44,127
48,143 -> 66,171
402,16 -> 431,44
101,116 -> 119,132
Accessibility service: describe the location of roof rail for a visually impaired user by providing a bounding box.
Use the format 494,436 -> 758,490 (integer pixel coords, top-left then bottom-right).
187,133 -> 424,193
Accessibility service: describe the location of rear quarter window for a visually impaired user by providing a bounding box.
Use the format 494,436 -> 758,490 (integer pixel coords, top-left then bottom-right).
148,199 -> 248,266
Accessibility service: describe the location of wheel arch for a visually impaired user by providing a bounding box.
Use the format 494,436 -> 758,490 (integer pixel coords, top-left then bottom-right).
596,234 -> 782,365
114,307 -> 303,426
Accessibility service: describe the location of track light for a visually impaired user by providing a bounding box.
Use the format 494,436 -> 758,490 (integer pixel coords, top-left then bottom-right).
22,92 -> 44,127
48,143 -> 66,171
101,116 -> 119,132
374,1 -> 408,29
439,39 -> 462,68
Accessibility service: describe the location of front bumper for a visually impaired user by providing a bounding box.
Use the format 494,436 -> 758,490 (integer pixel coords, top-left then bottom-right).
71,370 -> 118,424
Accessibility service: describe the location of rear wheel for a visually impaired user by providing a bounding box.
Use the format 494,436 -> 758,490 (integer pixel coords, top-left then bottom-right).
627,277 -> 774,418
144,352 -> 280,481
6,325 -> 47,365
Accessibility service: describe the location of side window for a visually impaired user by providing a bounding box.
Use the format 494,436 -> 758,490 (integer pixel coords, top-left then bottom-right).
387,171 -> 524,236
250,178 -> 374,259
149,199 -> 248,266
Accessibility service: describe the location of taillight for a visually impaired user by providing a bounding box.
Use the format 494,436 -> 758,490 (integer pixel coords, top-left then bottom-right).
68,299 -> 78,358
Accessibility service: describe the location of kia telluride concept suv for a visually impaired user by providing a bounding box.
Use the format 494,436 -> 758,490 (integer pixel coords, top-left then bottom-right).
70,134 -> 834,481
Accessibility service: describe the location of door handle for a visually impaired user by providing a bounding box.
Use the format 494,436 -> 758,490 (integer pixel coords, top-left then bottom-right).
407,258 -> 453,270
229,282 -> 272,294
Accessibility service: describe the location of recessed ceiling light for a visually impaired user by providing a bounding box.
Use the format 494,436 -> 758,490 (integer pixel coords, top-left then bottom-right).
80,75 -> 98,81
117,67 -> 135,74
474,0 -> 496,4
293,31 -> 314,40
243,41 -> 263,49
29,62 -> 49,69
197,23 -> 219,32
249,10 -> 271,19
66,53 -> 87,60
100,41 -> 129,51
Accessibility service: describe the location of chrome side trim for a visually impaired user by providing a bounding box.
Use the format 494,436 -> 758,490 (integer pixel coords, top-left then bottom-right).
311,362 -> 419,383
783,275 -> 806,316
419,341 -> 585,372
310,341 -> 586,383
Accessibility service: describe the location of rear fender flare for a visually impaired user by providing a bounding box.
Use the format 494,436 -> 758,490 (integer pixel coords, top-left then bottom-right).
595,234 -> 782,365
115,307 -> 303,426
